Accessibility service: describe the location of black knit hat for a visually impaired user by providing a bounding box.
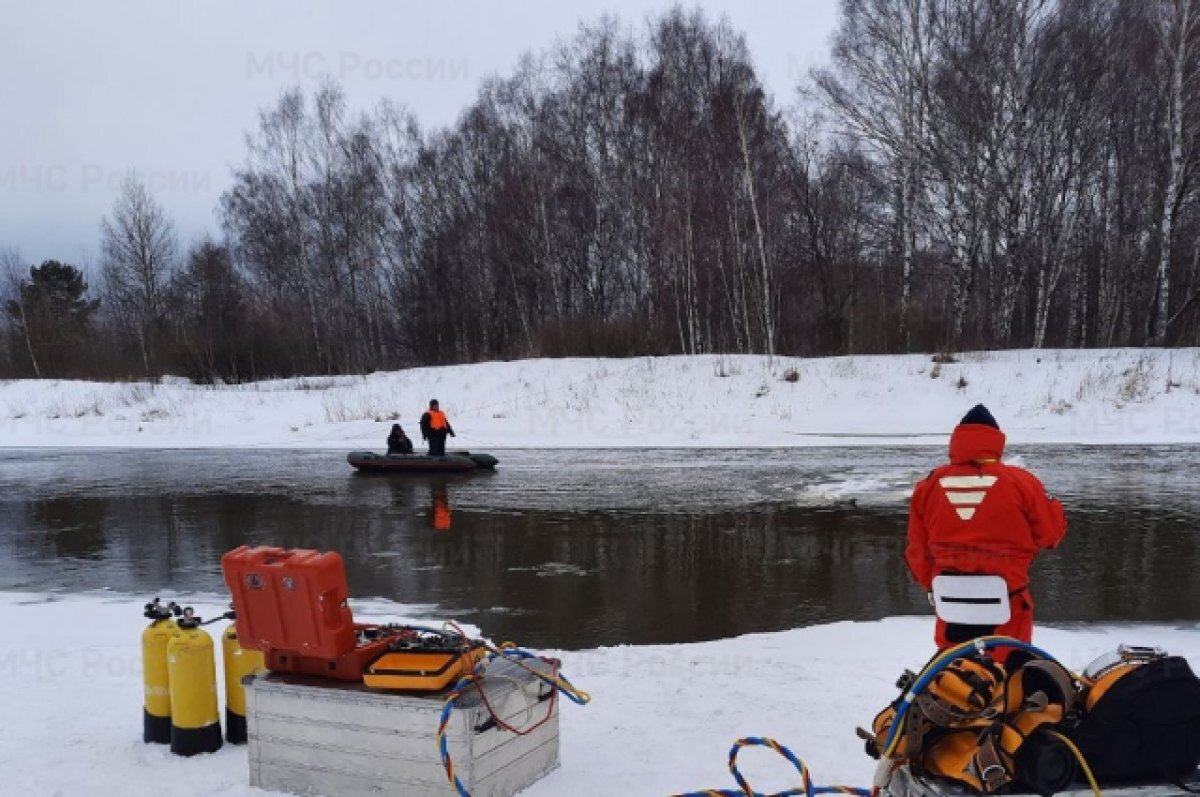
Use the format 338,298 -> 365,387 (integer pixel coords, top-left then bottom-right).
960,404 -> 999,429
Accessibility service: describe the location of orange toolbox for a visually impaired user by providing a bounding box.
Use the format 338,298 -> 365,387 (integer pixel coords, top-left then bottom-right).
221,546 -> 392,681
363,635 -> 486,691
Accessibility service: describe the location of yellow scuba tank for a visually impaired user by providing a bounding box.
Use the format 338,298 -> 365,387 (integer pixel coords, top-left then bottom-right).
167,607 -> 223,756
141,598 -> 181,744
222,617 -> 264,745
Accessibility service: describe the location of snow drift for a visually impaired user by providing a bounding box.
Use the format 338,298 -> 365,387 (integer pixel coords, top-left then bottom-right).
2,349 -> 1200,449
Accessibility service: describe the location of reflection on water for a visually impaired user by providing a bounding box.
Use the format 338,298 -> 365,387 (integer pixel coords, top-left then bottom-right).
30,497 -> 109,561
0,447 -> 1198,648
431,484 -> 453,531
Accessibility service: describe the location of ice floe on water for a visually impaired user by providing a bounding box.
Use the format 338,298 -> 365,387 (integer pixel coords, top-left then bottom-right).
506,561 -> 593,577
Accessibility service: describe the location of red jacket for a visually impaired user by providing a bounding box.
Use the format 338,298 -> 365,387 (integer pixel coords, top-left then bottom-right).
906,423 -> 1066,590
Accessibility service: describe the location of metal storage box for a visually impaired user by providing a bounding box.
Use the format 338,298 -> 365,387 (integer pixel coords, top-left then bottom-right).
245,657 -> 560,797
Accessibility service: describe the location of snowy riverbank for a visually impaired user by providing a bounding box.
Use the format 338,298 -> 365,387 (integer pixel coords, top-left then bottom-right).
3,348 -> 1200,449
2,591 -> 1197,796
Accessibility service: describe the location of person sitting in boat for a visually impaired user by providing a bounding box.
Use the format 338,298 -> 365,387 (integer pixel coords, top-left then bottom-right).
386,424 -> 414,455
419,399 -> 455,456
906,404 -> 1066,649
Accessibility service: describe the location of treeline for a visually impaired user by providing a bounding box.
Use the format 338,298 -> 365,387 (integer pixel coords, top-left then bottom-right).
217,9 -> 803,373
818,0 -> 1200,351
5,2 -> 1200,382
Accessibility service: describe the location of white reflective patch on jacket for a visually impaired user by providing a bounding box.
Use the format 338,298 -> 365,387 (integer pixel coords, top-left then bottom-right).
937,475 -> 998,489
938,474 -> 998,520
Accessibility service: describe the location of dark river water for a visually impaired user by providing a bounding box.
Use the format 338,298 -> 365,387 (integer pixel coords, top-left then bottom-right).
1,447 -> 1198,649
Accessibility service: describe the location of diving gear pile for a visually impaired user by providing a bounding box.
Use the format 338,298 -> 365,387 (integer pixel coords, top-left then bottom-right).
863,638 -> 1200,797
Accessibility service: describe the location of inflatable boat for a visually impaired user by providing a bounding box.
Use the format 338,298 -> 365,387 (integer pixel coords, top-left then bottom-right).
347,451 -> 498,473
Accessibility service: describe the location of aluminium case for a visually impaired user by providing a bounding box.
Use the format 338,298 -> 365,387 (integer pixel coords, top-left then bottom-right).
245,656 -> 560,797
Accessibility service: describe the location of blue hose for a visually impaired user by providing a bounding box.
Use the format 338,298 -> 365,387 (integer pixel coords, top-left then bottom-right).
880,636 -> 1060,757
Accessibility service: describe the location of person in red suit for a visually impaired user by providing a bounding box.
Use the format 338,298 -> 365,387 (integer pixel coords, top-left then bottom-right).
906,404 -> 1067,647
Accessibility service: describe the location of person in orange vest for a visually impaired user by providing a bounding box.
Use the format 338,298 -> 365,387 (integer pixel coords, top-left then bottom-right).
906,404 -> 1067,648
419,399 -> 455,456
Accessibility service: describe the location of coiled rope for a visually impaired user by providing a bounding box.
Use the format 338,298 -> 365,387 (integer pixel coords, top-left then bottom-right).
669,736 -> 870,797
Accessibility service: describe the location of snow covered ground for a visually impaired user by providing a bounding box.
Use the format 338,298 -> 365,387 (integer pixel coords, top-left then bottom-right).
2,590 -> 1197,796
5,350 -> 1197,792
3,348 -> 1200,449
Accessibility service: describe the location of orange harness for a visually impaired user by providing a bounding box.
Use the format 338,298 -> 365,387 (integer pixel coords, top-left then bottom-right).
865,655 -> 1078,793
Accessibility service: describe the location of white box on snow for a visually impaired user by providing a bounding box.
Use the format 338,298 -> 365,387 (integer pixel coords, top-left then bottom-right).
244,657 -> 560,797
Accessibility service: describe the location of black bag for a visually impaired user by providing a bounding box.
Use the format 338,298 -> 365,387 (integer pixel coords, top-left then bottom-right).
1071,656 -> 1200,783
1012,729 -> 1078,794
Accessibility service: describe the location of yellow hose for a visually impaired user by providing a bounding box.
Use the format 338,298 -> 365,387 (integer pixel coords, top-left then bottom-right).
1046,730 -> 1101,797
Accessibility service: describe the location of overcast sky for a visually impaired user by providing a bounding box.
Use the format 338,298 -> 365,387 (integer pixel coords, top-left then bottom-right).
1,0 -> 839,268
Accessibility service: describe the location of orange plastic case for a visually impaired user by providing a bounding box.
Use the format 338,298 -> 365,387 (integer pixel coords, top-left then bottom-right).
221,546 -> 390,681
363,645 -> 486,692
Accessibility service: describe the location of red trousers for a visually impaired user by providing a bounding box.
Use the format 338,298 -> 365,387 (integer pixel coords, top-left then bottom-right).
934,589 -> 1034,649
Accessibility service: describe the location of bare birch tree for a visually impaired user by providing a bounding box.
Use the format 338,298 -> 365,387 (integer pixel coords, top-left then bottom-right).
815,0 -> 933,351
100,174 -> 177,373
1,247 -> 39,377
1149,0 -> 1200,344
